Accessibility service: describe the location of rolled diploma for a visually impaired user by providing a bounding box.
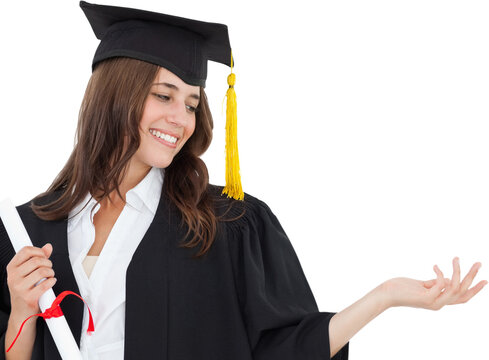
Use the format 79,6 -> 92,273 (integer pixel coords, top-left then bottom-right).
0,198 -> 83,360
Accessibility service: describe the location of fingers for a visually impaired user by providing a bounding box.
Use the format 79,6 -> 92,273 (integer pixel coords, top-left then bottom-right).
41,243 -> 53,258
24,266 -> 55,289
430,258 -> 486,309
7,246 -> 48,270
418,259 -> 486,311
459,262 -> 482,293
31,277 -> 57,300
423,279 -> 436,288
451,257 -> 461,290
428,264 -> 445,297
457,280 -> 488,304
432,257 -> 462,305
423,278 -> 450,289
5,244 -> 57,317
17,257 -> 53,279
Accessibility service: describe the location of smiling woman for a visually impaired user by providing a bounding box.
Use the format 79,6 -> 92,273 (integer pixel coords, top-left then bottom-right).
0,1 -> 487,360
26,57 -> 219,258
135,68 -> 199,168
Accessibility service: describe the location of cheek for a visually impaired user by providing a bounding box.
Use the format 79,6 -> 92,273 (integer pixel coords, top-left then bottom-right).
187,117 -> 197,138
137,132 -> 152,156
139,114 -> 153,131
139,98 -> 159,129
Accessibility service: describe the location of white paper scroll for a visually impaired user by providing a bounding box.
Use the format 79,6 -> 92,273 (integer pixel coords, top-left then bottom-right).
0,198 -> 83,360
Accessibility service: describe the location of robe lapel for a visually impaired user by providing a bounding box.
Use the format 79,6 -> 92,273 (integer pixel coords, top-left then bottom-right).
19,196 -> 84,358
48,220 -> 84,348
124,188 -> 184,359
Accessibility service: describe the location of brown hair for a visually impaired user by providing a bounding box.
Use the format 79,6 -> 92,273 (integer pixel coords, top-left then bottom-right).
31,56 -> 232,258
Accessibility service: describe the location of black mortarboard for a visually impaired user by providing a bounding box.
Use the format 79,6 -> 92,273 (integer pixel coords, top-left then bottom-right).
79,0 -> 232,87
79,1 -> 244,200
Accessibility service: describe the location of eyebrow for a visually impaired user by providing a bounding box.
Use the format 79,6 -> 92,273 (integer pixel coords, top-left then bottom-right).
153,82 -> 200,101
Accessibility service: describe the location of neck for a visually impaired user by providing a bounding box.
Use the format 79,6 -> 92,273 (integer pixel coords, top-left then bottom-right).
95,159 -> 152,210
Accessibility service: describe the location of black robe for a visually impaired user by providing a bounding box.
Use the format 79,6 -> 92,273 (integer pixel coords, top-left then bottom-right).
0,185 -> 349,359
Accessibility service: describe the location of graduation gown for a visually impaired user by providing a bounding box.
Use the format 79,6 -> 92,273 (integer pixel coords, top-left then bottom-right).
0,185 -> 349,359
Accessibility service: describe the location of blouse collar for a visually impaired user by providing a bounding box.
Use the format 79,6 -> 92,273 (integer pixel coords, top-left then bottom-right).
67,166 -> 164,232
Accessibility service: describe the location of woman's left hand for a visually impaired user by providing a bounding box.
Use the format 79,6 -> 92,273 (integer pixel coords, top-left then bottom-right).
381,257 -> 488,310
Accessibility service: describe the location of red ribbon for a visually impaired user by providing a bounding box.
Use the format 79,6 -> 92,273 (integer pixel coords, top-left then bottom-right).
6,290 -> 94,353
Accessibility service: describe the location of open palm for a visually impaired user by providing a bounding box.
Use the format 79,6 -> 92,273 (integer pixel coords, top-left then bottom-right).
383,257 -> 487,310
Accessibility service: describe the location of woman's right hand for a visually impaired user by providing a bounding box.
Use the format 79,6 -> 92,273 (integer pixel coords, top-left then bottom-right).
6,243 -> 57,319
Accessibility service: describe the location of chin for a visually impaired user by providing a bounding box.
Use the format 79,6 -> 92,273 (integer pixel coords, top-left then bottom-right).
134,145 -> 180,169
149,155 -> 176,169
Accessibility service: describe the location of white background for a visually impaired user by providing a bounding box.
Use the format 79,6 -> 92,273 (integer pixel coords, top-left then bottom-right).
1,1 -> 488,358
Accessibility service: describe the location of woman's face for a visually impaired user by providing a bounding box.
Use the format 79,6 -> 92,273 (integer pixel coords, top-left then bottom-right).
132,67 -> 200,170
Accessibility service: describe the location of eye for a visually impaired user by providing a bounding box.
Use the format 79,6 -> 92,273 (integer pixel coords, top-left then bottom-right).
186,104 -> 199,113
154,93 -> 170,101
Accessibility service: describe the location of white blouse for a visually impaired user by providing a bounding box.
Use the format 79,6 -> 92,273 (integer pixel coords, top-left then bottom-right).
67,167 -> 164,360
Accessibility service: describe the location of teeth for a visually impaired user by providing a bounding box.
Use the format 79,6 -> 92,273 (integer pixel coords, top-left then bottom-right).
150,129 -> 177,144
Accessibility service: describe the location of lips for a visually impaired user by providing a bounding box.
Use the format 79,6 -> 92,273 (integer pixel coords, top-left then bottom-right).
149,131 -> 177,148
149,128 -> 180,140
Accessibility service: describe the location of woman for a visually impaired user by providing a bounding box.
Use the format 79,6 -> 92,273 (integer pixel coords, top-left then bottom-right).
0,1 -> 486,360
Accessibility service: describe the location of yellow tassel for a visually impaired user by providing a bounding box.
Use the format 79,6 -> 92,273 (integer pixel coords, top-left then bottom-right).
222,52 -> 244,200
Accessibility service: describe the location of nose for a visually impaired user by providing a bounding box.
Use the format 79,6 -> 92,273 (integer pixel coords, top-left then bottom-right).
165,99 -> 189,127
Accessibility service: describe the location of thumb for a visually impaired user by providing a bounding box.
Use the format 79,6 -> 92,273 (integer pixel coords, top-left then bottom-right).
41,243 -> 53,258
423,278 -> 450,289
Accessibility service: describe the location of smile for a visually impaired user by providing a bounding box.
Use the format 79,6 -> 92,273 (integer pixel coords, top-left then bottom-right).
149,129 -> 178,144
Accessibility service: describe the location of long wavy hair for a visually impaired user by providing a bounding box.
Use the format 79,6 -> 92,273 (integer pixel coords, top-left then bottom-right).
31,56 -> 234,258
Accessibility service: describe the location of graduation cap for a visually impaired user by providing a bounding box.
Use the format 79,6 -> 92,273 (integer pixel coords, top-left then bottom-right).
80,0 -> 243,200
